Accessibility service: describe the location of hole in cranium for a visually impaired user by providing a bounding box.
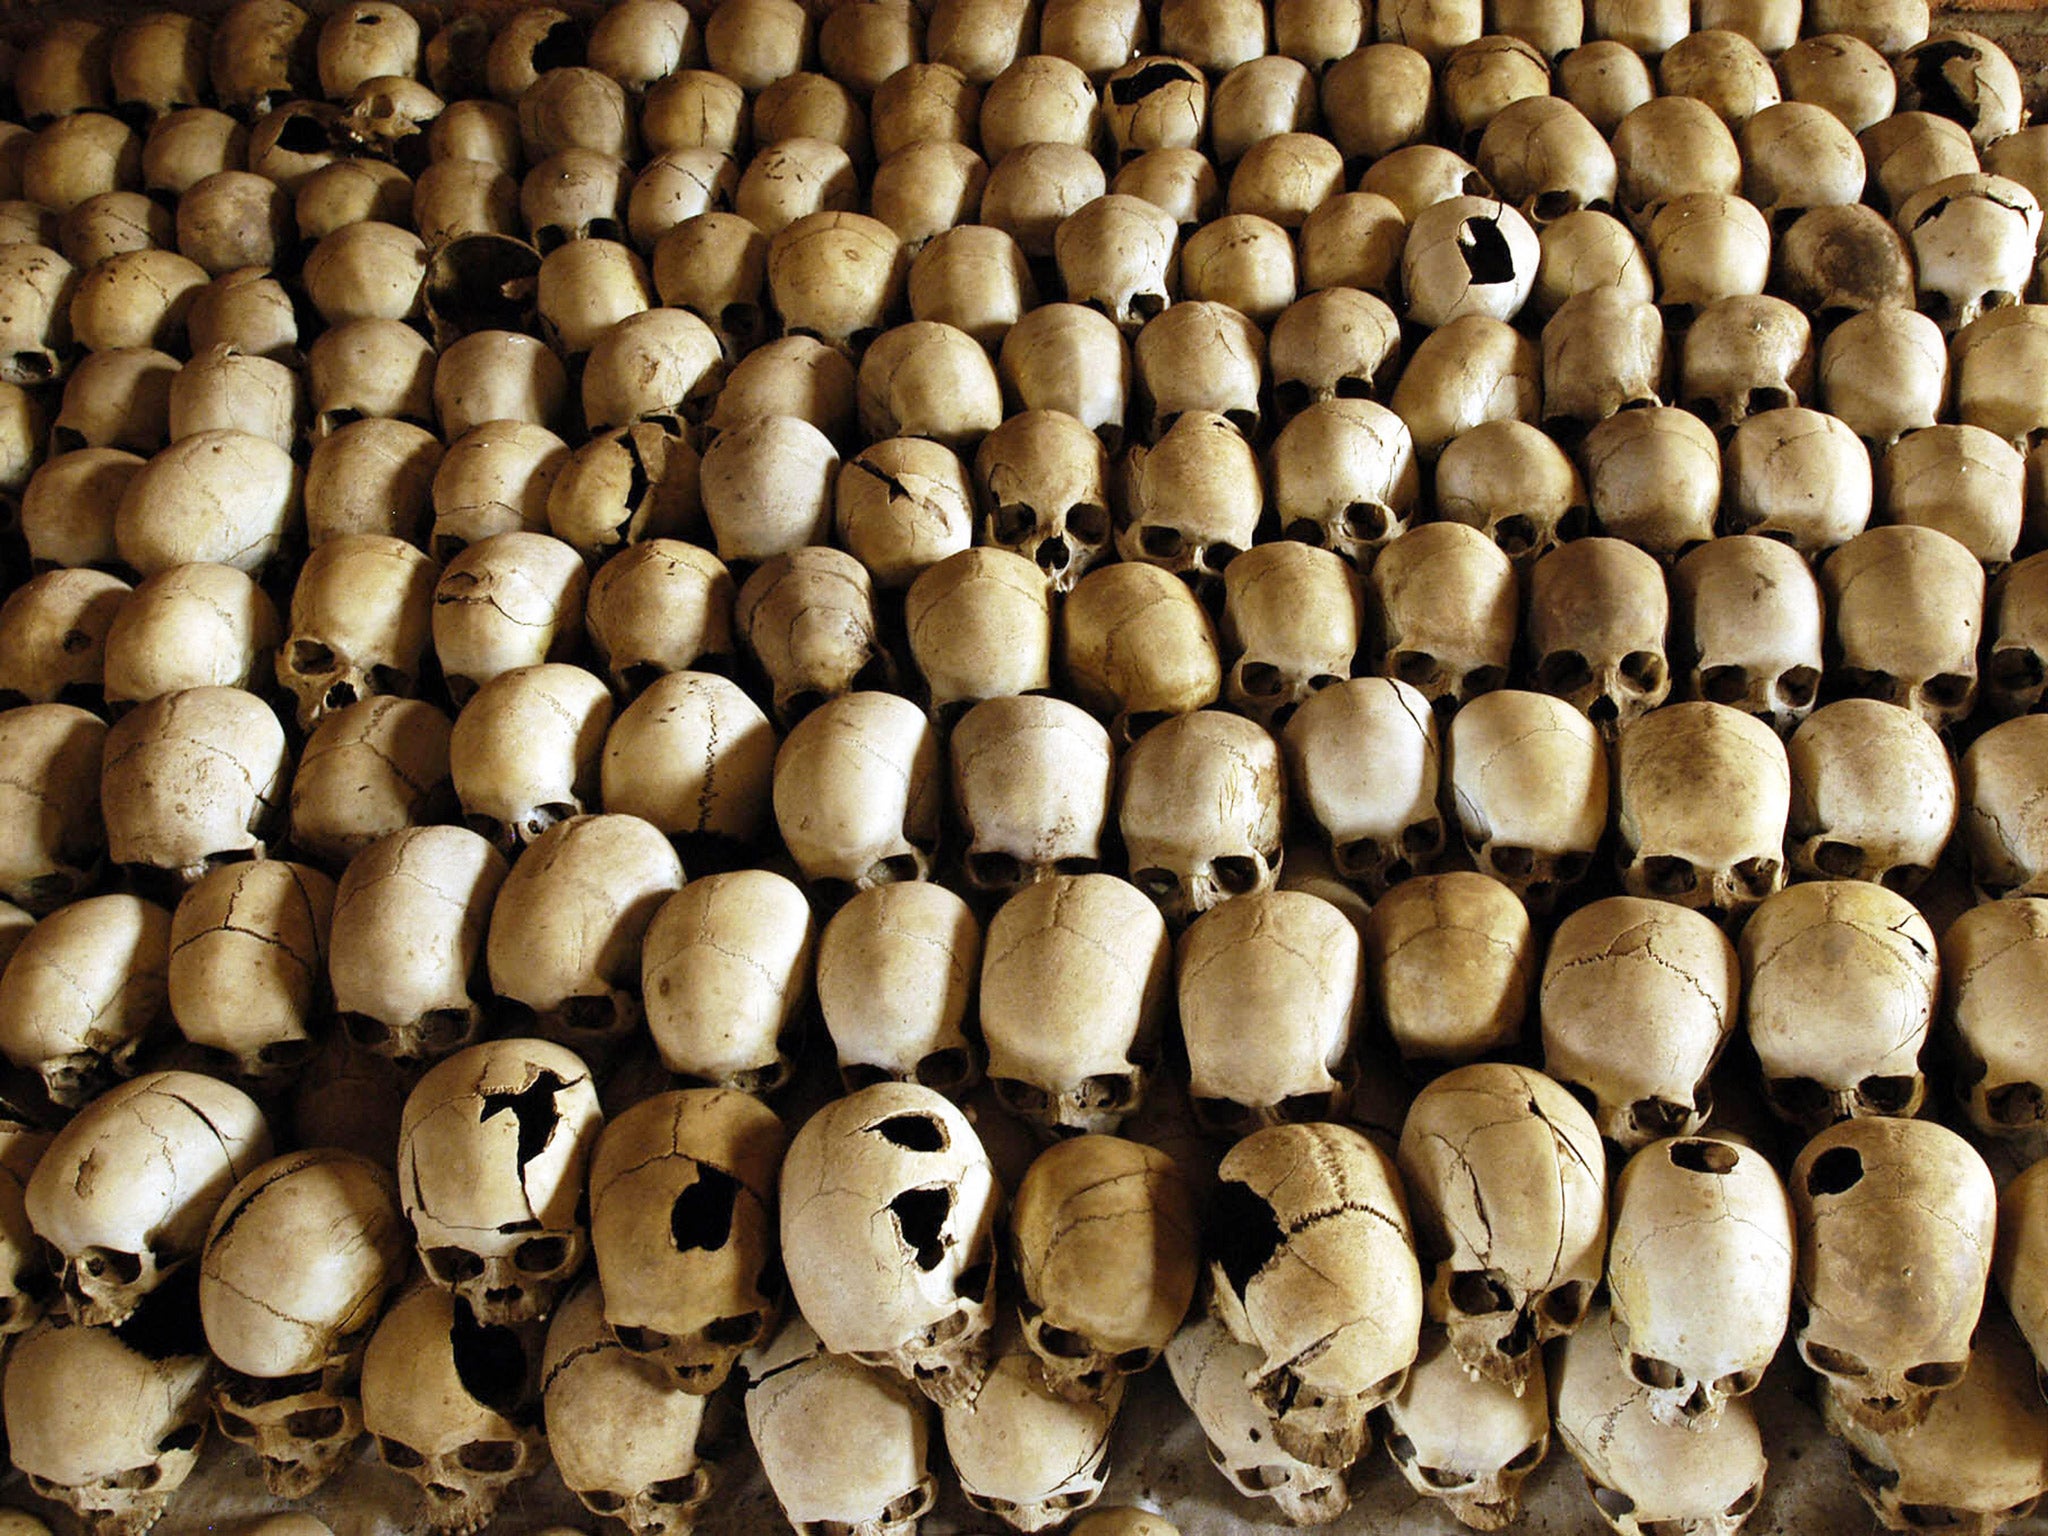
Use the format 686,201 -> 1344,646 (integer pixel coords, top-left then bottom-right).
1989,1081 -> 2048,1126
1628,1354 -> 1683,1390
450,1303 -> 532,1418
1630,1097 -> 1694,1137
612,1323 -> 670,1354
871,1112 -> 947,1153
1856,1075 -> 1919,1114
1114,1345 -> 1155,1372
1668,1139 -> 1739,1175
1109,59 -> 1201,103
1491,514 -> 1537,555
82,1247 -> 144,1285
888,1186 -> 952,1270
670,1167 -> 741,1253
1806,1146 -> 1864,1197
480,1070 -> 570,1175
1456,216 -> 1515,284
1536,650 -> 1592,696
1193,1095 -> 1255,1135
1211,1178 -> 1285,1296
274,113 -> 334,155
1202,542 -> 1239,573
1039,1322 -> 1093,1359
1641,856 -> 1697,896
1448,1270 -> 1513,1316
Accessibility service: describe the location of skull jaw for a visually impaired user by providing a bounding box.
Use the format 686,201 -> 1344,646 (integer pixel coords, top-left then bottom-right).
1214,1446 -> 1352,1526
1440,1302 -> 1542,1399
1389,1461 -> 1534,1533
37,1481 -> 179,1536
60,1250 -> 164,1328
1251,1369 -> 1380,1472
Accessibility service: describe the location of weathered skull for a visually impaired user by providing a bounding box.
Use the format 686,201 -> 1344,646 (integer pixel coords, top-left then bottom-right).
1671,534 -> 1823,737
1398,1062 -> 1606,1395
289,693 -> 443,866
1945,899 -> 2048,1138
450,663 -> 613,855
942,1322 -> 1124,1531
588,1088 -> 786,1394
330,824 -> 507,1066
981,874 -> 1170,1136
431,531 -> 589,707
743,1316 -> 937,1536
1386,314 -> 1542,464
1269,398 -> 1420,566
735,547 -> 887,727
600,672 -> 777,864
1550,1307 -> 1767,1536
1531,209 -> 1656,318
1785,698 -> 1956,891
1267,287 -> 1402,419
1132,300 -> 1264,443
277,533 -> 437,731
1281,678 -> 1440,897
1526,538 -> 1670,739
1605,1137 -> 1793,1433
0,892 -> 169,1108
1368,524 -> 1517,719
167,859 -> 334,1085
834,437 -> 974,593
1963,714 -> 2048,901
1445,689 -> 1608,913
974,409 -> 1112,594
1295,193 -> 1406,298
1180,211 -> 1296,326
541,1279 -> 716,1536
1678,294 -> 1813,437
200,1149 -> 408,1498
1612,97 -> 1742,233
1116,411 -> 1260,595
1541,895 -> 1739,1148
0,1121 -> 52,1335
396,1037 -> 603,1326
952,695 -> 1114,893
773,691 -> 941,896
1216,542 -> 1360,731
1054,193 -> 1178,333
1477,93 -> 1616,226
361,1282 -> 547,1536
114,429 -> 300,580
1879,424 -> 2023,567
585,540 -> 736,697
1166,1312 -> 1350,1526
1384,1328 -> 1550,1531
1740,880 -> 1937,1130
1817,306 -> 1947,454
1120,710 -> 1284,927
765,210 -> 905,354
816,883 -> 981,1097
998,303 -> 1131,450
1613,701 -> 1789,921
1820,524 -> 1983,734
905,224 -> 1035,354
1062,561 -> 1223,743
856,320 -> 1005,450
642,871 -> 814,1093
1778,31 -> 1896,132
1207,1122 -> 1422,1470
1401,195 -> 1540,330
904,548 -> 1055,719
1955,307 -> 2048,456
1897,172 -> 2040,336
0,703 -> 105,914
1364,873 -> 1535,1070
27,1070 -> 272,1326
303,419 -> 442,546
1540,287 -> 1665,442
1789,1116 -> 1995,1433
779,1082 -> 1002,1406
1773,205 -> 1917,325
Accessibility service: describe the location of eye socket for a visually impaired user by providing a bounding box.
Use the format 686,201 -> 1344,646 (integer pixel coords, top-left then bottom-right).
1714,1367 -> 1764,1397
1211,855 -> 1261,893
379,1436 -> 426,1469
107,1463 -> 163,1492
1903,1359 -> 1967,1388
285,1405 -> 347,1440
1505,1438 -> 1545,1472
513,1236 -> 569,1274
1590,1480 -> 1636,1518
1802,1340 -> 1869,1379
1385,1428 -> 1417,1464
424,1247 -> 486,1284
648,1470 -> 711,1506
703,1310 -> 765,1346
215,1409 -> 259,1440
580,1489 -> 626,1512
612,1323 -> 672,1355
1725,1481 -> 1763,1518
1113,1345 -> 1155,1372
1037,1324 -> 1094,1359
991,1077 -> 1051,1115
1628,1354 -> 1684,1391
456,1438 -> 524,1474
880,1479 -> 936,1522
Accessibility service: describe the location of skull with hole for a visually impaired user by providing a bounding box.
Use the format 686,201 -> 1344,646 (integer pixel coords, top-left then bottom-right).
1671,534 -> 1823,737
1132,300 -> 1264,444
1963,714 -> 2048,901
1786,698 -> 1956,891
1614,700 -> 1789,921
1120,710 -> 1285,927
1824,525 -> 1983,735
1386,314 -> 1542,465
735,547 -> 887,728
0,703 -> 105,914
276,534 -> 437,733
642,871 -> 814,1094
1741,880 -> 1938,1130
1401,196 -> 1540,330
1063,561 -> 1223,744
835,438 -> 974,593
1167,1311 -> 1350,1525
1010,1134 -> 1196,1405
1269,398 -> 1419,566
360,1281 -> 547,1536
432,532 -> 589,708
0,892 -> 169,1109
450,664 -> 613,856
1679,294 -> 1813,437
1605,1137 -> 1793,1433
817,883 -> 981,1097
396,1037 -> 604,1327
975,408 -> 1114,593
1446,689 -> 1608,913
541,1279 -> 715,1536
1895,28 -> 2024,149
1433,419 -> 1590,568
4,1300 -> 214,1536
943,1320 -> 1125,1531
291,695 -> 455,874
1116,410 -> 1261,595
773,691 -> 941,898
1365,873 -> 1534,1070
1527,538 -> 1671,739
330,825 -> 507,1066
904,548 -> 1055,721
1267,289 -> 1402,422
998,303 -> 1131,452
1384,1329 -> 1550,1532
1945,899 -> 2048,1138
546,419 -> 705,563
1178,890 -> 1362,1136
1541,895 -> 1740,1147
1398,1062 -> 1606,1397
101,686 -> 290,893
485,813 -> 682,1058
589,1088 -> 786,1395
199,1149 -> 408,1498
1550,1307 -> 1767,1536
27,1069 -> 272,1327
1219,542 -> 1361,731
1790,1116 -> 1995,1433
1281,678 -> 1441,897
167,859 -> 333,1086
1208,1121 -> 1422,1470
1897,173 -> 2041,336
780,1082 -> 1002,1406
743,1316 -> 938,1536
585,541 -> 736,698
981,874 -> 1169,1135
951,695 -> 1114,895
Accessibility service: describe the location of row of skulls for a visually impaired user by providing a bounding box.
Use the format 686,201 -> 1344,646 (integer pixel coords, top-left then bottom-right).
3,1039 -> 2048,1536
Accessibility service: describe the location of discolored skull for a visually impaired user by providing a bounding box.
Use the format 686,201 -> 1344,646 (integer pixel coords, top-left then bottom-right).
1672,534 -> 1823,737
951,695 -> 1114,894
1526,538 -> 1671,739
1944,899 -> 2048,1139
817,883 -> 982,1097
1383,1328 -> 1550,1531
641,872 -> 814,1094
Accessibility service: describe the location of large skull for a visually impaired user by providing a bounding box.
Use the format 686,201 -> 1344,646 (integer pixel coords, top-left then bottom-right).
951,695 -> 1114,894
1671,534 -> 1823,738
1364,873 -> 1535,1071
1785,699 -> 1956,892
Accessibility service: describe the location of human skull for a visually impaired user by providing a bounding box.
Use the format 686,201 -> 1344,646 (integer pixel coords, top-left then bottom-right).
0,244 -> 77,389
303,419 -> 442,546
1541,895 -> 1740,1147
1116,410 -> 1261,594
1401,196 -> 1540,330
1208,1121 -> 1423,1470
1280,678 -> 1440,897
981,874 -> 1170,1135
1266,288 -> 1401,423
0,703 -> 105,914
641,871 -> 813,1093
428,420 -> 570,559
396,1036 -> 604,1326
1897,172 -> 2041,336
431,532 -> 589,707
942,1322 -> 1124,1531
589,1088 -> 786,1394
1778,32 -> 1897,132
1386,315 -> 1542,464
734,547 -> 886,727
200,1149 -> 408,1498
0,1120 -> 51,1335
585,541 -> 736,697
1671,534 -> 1823,737
1954,306 -> 2048,454
1054,194 -> 1178,333
773,691 -> 941,896
905,223 -> 1035,352
1445,689 -> 1608,912
1786,699 -> 1956,891
360,1282 -> 547,1536
1119,710 -> 1284,928
1613,701 -> 1789,920
330,825 -> 507,1066
1774,205 -> 1917,325
780,1082 -> 1002,1406
951,695 -> 1113,893
1945,899 -> 2048,1137
1677,294 -> 1813,436
307,318 -> 436,441
28,1070 -> 272,1326
0,892 -> 169,1109
541,1279 -> 716,1536
1398,1062 -> 1607,1396
976,409 -> 1113,593
1646,193 -> 1772,329
904,548 -> 1055,719
1364,873 -> 1535,1070
290,696 -> 455,873
1822,524 -> 1984,734
1218,542 -> 1361,731
101,564 -> 281,713
1132,300 -> 1264,443
1963,714 -> 2048,901
1383,1329 -> 1550,1531
816,883 -> 981,1097
1532,210 -> 1655,318
856,320 -> 1005,450
1269,399 -> 1420,566
599,671 -> 775,865
700,414 -> 839,568
1526,539 -> 1670,739
113,430 -> 300,580
1611,97 -> 1742,232
1817,306 -> 1947,454
449,663 -> 612,855
1721,407 -> 1873,554
1476,95 -> 1616,229
834,438 -> 973,592
1062,561 -> 1222,743
1879,424 -> 2022,567
167,859 -> 333,1085
277,534 -> 437,732
1540,288 -> 1665,443
1293,193 -> 1404,297
1789,1116 -> 1995,1433
998,302 -> 1130,450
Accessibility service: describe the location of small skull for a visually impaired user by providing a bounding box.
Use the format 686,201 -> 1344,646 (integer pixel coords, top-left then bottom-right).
975,408 -> 1113,592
